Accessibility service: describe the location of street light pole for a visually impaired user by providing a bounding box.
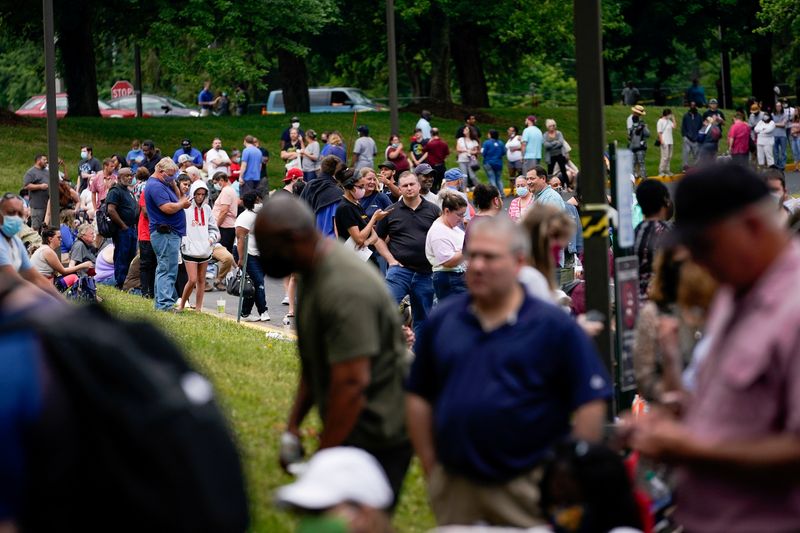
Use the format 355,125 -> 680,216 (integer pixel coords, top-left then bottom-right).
573,0 -> 613,406
43,0 -> 60,226
134,43 -> 143,118
386,0 -> 399,135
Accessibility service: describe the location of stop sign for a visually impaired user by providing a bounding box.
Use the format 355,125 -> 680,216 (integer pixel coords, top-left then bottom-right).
111,80 -> 134,99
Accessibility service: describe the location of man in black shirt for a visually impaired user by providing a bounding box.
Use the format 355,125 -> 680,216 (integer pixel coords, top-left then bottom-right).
105,168 -> 139,289
141,140 -> 161,176
78,145 -> 102,193
376,172 -> 440,337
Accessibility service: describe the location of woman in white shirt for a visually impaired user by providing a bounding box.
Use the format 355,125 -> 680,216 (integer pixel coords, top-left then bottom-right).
456,126 -> 480,190
426,190 -> 468,302
754,113 -> 776,168
656,109 -> 677,176
31,226 -> 93,287
506,126 -> 523,185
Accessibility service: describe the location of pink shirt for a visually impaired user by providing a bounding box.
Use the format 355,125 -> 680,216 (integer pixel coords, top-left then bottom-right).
89,172 -> 117,203
677,239 -> 800,532
507,195 -> 533,222
728,121 -> 751,155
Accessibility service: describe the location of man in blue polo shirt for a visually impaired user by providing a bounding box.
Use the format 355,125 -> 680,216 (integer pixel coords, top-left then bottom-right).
405,215 -> 610,528
145,158 -> 189,311
172,138 -> 203,168
239,135 -> 263,196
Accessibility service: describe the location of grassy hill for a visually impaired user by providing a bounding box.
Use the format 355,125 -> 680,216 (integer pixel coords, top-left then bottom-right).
0,105 -> 727,195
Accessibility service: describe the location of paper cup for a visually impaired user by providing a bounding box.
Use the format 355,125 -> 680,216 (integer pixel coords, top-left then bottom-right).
216,299 -> 226,314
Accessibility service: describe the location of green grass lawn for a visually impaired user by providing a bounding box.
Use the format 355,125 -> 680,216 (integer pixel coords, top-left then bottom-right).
97,286 -> 435,532
0,105 -> 730,196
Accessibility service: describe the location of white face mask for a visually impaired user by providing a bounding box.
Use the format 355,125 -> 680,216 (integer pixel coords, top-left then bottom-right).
253,203 -> 263,212
292,122 -> 300,129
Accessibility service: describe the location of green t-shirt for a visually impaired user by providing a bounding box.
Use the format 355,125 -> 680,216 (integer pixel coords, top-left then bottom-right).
296,242 -> 408,450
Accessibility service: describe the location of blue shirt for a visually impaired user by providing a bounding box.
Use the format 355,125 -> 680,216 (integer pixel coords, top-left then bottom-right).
126,149 -> 144,173
321,144 -> 347,164
240,146 -> 263,182
198,88 -> 213,108
144,178 -> 186,236
534,185 -> 566,210
359,191 -> 392,218
0,234 -> 31,273
172,148 -> 203,166
481,139 -> 505,168
522,125 -> 543,160
406,292 -> 611,482
315,203 -> 338,239
60,224 -> 75,255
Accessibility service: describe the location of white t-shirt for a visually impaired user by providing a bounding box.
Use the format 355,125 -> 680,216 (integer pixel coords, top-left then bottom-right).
235,209 -> 260,257
518,265 -> 554,302
422,191 -> 441,207
425,218 -> 465,272
656,118 -> 674,145
205,148 -> 231,177
456,138 -> 478,163
506,135 -> 523,162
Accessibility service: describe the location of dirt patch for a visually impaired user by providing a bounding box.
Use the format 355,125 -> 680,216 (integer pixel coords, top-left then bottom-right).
0,109 -> 32,127
402,100 -> 501,124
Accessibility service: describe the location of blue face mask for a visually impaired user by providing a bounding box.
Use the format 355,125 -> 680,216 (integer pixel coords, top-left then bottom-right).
1,215 -> 23,237
516,186 -> 529,197
164,172 -> 177,183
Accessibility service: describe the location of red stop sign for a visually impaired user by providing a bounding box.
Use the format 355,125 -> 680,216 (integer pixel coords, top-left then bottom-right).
111,80 -> 134,99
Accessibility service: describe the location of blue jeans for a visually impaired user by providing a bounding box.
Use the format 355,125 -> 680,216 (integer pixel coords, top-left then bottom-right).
483,164 -> 504,197
243,256 -> 267,316
791,137 -> 800,165
432,270 -> 467,302
774,136 -> 787,170
112,226 -> 138,289
150,231 -> 180,310
303,171 -> 318,181
385,266 -> 433,338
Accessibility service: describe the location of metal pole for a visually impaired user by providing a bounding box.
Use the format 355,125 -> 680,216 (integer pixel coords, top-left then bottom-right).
134,43 -> 143,118
574,0 -> 613,404
236,234 -> 250,323
386,0 -> 399,136
43,0 -> 60,227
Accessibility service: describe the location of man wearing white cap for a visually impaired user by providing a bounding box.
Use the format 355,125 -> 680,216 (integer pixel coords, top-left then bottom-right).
275,447 -> 393,532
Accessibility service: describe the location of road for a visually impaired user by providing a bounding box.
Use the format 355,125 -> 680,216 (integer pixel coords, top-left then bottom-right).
202,168 -> 800,330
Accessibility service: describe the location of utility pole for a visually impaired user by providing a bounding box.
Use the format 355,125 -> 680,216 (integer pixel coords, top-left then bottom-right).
386,0 -> 399,135
43,0 -> 60,226
574,0 -> 613,406
134,44 -> 143,118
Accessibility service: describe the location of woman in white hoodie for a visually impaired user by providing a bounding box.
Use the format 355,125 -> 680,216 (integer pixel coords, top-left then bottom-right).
754,112 -> 776,168
179,180 -> 219,311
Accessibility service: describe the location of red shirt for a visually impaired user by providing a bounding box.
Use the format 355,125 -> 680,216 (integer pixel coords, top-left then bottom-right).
728,121 -> 750,155
423,138 -> 450,165
229,161 -> 241,183
137,191 -> 150,241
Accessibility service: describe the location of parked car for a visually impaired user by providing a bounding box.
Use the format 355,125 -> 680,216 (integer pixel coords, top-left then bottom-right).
16,94 -> 138,118
265,87 -> 385,114
108,94 -> 200,117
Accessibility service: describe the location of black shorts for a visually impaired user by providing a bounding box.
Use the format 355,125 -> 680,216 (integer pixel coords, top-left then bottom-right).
181,253 -> 211,264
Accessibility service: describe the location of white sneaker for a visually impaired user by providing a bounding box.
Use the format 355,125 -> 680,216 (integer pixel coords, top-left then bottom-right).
260,311 -> 271,322
242,314 -> 261,322
281,295 -> 290,305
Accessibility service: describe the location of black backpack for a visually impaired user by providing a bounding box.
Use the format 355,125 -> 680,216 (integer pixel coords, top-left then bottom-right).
96,200 -> 117,238
17,304 -> 249,532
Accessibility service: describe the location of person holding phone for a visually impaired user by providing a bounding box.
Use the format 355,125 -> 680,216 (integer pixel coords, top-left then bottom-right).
657,109 -> 677,176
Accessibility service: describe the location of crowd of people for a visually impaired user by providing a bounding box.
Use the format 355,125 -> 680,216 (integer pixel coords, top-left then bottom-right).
3,104 -> 800,533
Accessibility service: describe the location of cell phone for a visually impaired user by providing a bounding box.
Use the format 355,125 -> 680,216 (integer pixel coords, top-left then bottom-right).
383,205 -> 397,213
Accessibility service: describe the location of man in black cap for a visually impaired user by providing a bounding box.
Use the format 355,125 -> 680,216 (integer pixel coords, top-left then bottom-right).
630,163 -> 800,533
172,138 -> 202,168
414,163 -> 438,205
281,116 -> 304,151
353,125 -> 377,172
378,161 -> 401,201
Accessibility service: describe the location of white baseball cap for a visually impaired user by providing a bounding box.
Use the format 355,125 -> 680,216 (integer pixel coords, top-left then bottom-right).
177,153 -> 193,164
275,447 -> 393,510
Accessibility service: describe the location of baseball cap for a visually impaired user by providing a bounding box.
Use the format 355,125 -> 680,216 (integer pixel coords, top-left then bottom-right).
709,98 -> 718,104
672,163 -> 769,244
181,138 -> 191,146
414,163 -> 433,175
357,125 -> 369,135
283,167 -> 304,182
444,168 -> 466,182
291,116 -> 300,122
378,160 -> 396,171
526,115 -> 537,123
177,154 -> 193,164
275,447 -> 393,511
631,105 -> 646,116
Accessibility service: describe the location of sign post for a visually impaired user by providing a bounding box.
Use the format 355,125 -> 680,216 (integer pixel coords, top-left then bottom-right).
111,80 -> 134,100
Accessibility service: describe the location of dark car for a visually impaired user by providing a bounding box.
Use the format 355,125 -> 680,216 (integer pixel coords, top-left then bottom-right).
16,94 -> 139,118
108,94 -> 200,117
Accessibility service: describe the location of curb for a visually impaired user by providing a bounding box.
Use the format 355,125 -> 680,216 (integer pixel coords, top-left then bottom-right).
204,308 -> 297,342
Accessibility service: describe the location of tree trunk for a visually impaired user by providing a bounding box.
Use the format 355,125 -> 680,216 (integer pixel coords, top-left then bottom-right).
750,32 -> 774,110
55,0 -> 100,117
450,22 -> 489,108
428,2 -> 451,104
277,48 -> 310,113
602,59 -> 613,106
399,45 -> 424,98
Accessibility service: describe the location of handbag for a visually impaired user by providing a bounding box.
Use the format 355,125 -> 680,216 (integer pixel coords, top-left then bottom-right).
469,155 -> 480,171
226,268 -> 255,299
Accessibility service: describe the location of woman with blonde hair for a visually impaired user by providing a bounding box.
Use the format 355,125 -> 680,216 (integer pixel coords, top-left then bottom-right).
321,132 -> 347,164
519,205 -> 575,303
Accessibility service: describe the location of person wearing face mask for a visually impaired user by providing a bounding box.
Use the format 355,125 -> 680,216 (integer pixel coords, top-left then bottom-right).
633,179 -> 673,300
440,168 -> 473,224
754,112 -> 776,168
144,158 -> 190,311
178,181 -> 219,311
172,138 -> 203,168
105,168 -> 140,289
426,190 -> 468,302
333,167 -> 390,268
77,145 -> 101,193
507,175 -> 534,223
281,116 -> 305,151
0,193 -> 61,296
210,171 -> 238,259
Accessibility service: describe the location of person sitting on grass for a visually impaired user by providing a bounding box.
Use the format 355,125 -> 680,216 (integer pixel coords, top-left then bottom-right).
30,226 -> 93,289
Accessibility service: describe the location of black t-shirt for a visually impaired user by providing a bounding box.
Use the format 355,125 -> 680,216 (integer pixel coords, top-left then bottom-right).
335,198 -> 377,262
142,151 -> 161,175
281,127 -> 305,148
409,141 -> 425,163
105,184 -> 139,227
259,147 -> 270,179
77,157 -> 102,191
376,198 -> 441,273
